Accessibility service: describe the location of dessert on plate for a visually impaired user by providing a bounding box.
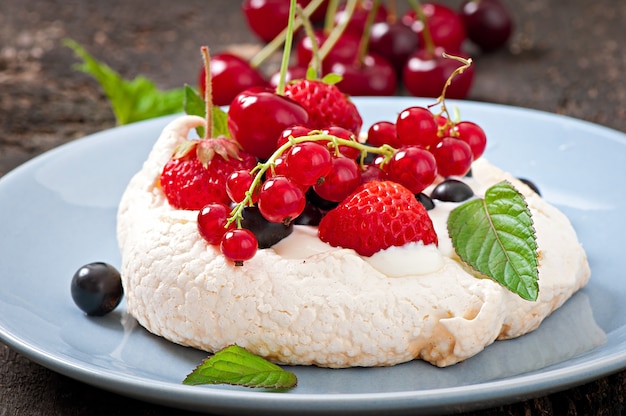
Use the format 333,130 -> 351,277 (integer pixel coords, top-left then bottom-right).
117,91 -> 590,367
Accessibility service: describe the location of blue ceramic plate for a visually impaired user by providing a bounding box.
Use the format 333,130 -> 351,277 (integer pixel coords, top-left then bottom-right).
1,98 -> 625,415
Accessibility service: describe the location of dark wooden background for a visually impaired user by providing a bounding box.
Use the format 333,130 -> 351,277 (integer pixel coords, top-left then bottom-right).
1,0 -> 625,414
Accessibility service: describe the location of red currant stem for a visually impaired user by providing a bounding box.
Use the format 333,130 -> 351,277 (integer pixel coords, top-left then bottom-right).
200,46 -> 212,140
407,0 -> 435,57
296,4 -> 322,79
249,0 -> 325,69
227,133 -> 397,227
275,0 -> 298,96
355,0 -> 380,67
428,53 -> 473,126
317,0 -> 357,66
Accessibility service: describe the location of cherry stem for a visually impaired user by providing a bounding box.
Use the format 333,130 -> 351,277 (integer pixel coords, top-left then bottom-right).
200,46 -> 212,140
356,0 -> 380,66
408,0 -> 435,57
317,0 -> 357,65
227,133 -> 397,227
387,0 -> 397,23
296,4 -> 321,78
249,0 -> 325,69
323,0 -> 340,35
275,0 -> 298,96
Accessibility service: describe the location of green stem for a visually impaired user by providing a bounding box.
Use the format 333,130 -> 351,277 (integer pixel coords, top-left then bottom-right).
356,0 -> 380,66
317,0 -> 358,65
275,0 -> 298,96
249,0 -> 325,69
296,4 -> 321,78
407,0 -> 435,57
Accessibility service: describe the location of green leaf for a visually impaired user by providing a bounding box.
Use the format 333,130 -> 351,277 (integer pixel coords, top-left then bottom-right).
321,73 -> 343,85
183,84 -> 230,139
447,180 -> 539,301
183,345 -> 297,389
63,38 -> 184,125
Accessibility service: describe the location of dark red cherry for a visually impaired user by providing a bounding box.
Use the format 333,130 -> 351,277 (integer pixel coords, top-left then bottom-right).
328,53 -> 398,96
199,53 -> 267,107
242,0 -> 317,43
459,0 -> 513,52
403,47 -> 474,99
227,87 -> 310,160
401,3 -> 467,53
368,21 -> 420,73
296,29 -> 360,71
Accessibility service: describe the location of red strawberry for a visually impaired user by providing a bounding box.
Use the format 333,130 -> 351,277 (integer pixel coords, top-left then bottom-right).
283,79 -> 363,135
160,137 -> 257,210
318,181 -> 438,256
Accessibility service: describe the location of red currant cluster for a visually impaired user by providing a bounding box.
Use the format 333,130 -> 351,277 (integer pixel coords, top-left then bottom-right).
197,96 -> 486,265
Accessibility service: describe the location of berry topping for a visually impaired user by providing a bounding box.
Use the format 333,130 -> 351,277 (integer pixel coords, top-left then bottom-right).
430,178 -> 475,202
241,206 -> 294,248
318,181 -> 438,257
197,202 -> 234,244
71,262 -> 124,316
220,228 -> 259,266
283,79 -> 363,135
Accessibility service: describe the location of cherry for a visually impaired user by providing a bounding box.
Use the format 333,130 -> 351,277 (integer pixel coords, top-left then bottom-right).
395,106 -> 440,149
401,3 -> 467,53
296,29 -> 361,71
328,53 -> 398,96
257,176 -> 306,224
269,65 -> 308,89
228,87 -> 310,160
220,228 -> 258,266
197,202 -> 234,244
386,146 -> 438,194
431,137 -> 473,177
334,0 -> 388,35
368,21 -> 420,73
199,53 -> 267,107
459,0 -> 513,52
403,47 -> 474,99
242,0 -> 322,43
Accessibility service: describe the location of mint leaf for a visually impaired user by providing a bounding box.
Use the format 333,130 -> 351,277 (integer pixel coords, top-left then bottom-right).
447,180 -> 539,301
183,84 -> 230,139
63,38 -> 184,125
183,345 -> 297,389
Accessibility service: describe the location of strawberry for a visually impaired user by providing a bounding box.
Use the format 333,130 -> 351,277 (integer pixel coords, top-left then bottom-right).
160,137 -> 257,210
283,79 -> 363,135
318,181 -> 438,256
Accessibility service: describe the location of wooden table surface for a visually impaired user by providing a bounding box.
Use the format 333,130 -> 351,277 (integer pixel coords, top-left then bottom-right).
1,0 -> 625,414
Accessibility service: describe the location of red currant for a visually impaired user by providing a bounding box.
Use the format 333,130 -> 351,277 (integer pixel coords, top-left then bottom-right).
452,121 -> 487,160
396,107 -> 441,149
257,176 -> 306,224
277,125 -> 312,149
197,203 -> 234,245
226,170 -> 257,204
386,146 -> 438,194
220,228 -> 258,266
313,156 -> 361,202
431,137 -> 473,177
322,126 -> 360,159
360,163 -> 387,184
284,142 -> 332,187
367,121 -> 400,148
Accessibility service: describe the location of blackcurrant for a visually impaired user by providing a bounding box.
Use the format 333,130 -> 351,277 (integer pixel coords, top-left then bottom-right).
71,262 -> 123,316
415,193 -> 436,210
430,179 -> 475,202
518,178 -> 541,196
241,206 -> 293,249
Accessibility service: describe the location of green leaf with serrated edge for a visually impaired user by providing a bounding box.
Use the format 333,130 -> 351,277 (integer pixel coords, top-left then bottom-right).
183,345 -> 297,389
321,73 -> 343,85
183,84 -> 230,139
63,38 -> 184,125
447,181 -> 539,301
